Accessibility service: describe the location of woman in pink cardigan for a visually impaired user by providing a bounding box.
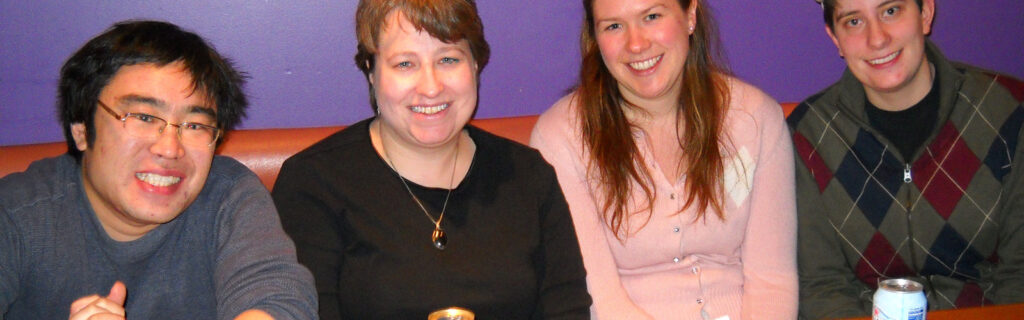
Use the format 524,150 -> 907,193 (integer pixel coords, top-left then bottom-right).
530,0 -> 798,318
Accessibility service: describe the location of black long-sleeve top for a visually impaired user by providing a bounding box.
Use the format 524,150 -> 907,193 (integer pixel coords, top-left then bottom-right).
272,118 -> 592,319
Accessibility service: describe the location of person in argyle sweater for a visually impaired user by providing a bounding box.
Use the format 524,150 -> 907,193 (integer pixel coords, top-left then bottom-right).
789,0 -> 1024,318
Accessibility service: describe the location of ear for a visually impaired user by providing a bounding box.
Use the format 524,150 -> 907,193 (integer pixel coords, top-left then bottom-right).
70,123 -> 89,151
473,62 -> 481,86
686,0 -> 698,32
920,0 -> 935,35
364,60 -> 377,86
825,25 -> 843,57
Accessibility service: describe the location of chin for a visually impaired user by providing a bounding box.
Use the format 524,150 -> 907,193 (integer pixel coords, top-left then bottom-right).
867,76 -> 912,93
135,208 -> 184,225
139,195 -> 195,222
633,85 -> 672,101
411,126 -> 461,146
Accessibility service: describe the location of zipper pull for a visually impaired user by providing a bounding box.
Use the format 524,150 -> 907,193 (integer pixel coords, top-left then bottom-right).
903,164 -> 912,183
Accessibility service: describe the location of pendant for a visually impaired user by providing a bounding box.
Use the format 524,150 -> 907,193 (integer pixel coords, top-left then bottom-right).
432,228 -> 447,250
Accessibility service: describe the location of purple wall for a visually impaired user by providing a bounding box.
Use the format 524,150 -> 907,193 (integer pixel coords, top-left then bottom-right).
2,1 -> 1022,146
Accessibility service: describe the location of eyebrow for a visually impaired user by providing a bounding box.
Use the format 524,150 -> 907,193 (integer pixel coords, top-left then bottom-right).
833,6 -> 859,22
118,94 -> 161,107
384,51 -> 418,62
385,44 -> 469,62
436,45 -> 469,56
595,3 -> 667,25
117,94 -> 217,118
835,0 -> 902,22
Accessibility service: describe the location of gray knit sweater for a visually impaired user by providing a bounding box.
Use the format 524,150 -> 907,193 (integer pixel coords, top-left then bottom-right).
0,155 -> 318,319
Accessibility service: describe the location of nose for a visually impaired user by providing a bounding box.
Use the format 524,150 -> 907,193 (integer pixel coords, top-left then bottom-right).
627,26 -> 650,53
866,22 -> 890,50
149,124 -> 185,159
416,65 -> 443,98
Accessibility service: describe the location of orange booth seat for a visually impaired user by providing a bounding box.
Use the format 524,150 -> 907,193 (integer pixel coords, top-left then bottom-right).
0,103 -> 797,191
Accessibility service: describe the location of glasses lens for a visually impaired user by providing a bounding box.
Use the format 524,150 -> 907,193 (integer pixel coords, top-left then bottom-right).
180,123 -> 219,146
123,114 -> 218,146
123,114 -> 167,139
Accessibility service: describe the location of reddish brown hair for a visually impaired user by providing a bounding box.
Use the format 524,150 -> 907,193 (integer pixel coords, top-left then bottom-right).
354,0 -> 490,112
577,0 -> 730,239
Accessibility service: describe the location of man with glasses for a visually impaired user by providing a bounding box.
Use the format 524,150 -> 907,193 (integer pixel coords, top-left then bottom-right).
0,20 -> 316,319
788,0 -> 1024,318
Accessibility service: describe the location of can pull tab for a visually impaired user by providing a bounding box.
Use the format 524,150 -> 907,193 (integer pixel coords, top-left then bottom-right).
903,164 -> 912,183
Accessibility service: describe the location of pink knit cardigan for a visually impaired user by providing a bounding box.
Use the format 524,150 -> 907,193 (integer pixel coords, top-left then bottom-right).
530,79 -> 798,320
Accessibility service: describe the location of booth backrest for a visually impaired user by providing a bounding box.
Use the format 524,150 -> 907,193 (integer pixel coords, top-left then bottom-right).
0,115 -> 539,191
0,103 -> 796,191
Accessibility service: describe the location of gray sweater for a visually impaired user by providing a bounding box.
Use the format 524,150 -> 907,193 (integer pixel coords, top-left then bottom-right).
0,155 -> 318,319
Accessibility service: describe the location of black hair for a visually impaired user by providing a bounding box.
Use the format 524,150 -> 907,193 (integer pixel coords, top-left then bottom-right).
59,20 -> 248,160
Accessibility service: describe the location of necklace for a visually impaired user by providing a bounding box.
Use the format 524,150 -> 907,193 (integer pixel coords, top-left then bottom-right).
378,123 -> 459,250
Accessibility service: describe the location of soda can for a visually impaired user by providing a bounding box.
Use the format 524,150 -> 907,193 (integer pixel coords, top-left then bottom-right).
427,307 -> 474,320
872,278 -> 927,320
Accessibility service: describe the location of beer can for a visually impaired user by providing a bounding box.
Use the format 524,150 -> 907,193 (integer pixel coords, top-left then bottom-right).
872,278 -> 927,320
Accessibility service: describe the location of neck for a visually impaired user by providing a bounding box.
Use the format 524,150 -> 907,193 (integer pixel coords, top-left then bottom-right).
623,100 -> 681,136
96,215 -> 154,242
866,62 -> 935,111
371,120 -> 471,189
619,82 -> 683,130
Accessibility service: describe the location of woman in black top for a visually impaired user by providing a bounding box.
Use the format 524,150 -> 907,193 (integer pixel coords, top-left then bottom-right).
271,0 -> 592,318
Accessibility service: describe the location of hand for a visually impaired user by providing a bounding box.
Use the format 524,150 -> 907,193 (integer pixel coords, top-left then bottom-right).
69,281 -> 127,320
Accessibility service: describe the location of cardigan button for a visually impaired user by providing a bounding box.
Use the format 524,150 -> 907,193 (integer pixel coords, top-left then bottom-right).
696,298 -> 704,305
673,227 -> 680,233
673,257 -> 681,263
670,193 -> 676,199
692,266 -> 700,274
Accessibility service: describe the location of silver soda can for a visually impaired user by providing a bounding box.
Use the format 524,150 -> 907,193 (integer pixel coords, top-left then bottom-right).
427,307 -> 474,320
872,278 -> 927,320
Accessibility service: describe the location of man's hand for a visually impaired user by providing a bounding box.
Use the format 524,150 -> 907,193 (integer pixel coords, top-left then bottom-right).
69,281 -> 127,320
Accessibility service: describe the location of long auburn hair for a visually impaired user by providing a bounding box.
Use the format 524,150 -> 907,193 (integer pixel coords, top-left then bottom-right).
577,0 -> 730,239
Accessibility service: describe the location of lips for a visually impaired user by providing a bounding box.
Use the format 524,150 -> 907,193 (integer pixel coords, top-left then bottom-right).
628,55 -> 662,71
868,50 -> 901,65
135,172 -> 181,187
410,103 -> 449,115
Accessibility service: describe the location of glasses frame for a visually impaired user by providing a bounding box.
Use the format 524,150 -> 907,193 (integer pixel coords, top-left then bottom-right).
96,100 -> 221,147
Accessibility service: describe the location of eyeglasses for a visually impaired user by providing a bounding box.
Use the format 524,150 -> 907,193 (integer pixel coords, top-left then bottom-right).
97,100 -> 221,147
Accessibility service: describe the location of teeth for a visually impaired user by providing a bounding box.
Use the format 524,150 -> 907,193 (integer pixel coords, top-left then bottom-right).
629,55 -> 661,71
136,173 -> 181,187
869,51 -> 900,65
411,103 -> 449,115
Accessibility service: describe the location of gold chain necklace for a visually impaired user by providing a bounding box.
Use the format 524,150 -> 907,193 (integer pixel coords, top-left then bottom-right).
378,123 -> 459,250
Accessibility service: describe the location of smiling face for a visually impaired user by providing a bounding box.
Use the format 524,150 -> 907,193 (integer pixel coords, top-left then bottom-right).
593,0 -> 696,106
371,11 -> 478,149
827,0 -> 935,109
71,62 -> 216,241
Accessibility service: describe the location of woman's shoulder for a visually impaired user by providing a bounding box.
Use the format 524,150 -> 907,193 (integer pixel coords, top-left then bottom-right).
283,118 -> 373,167
468,125 -> 557,177
469,126 -> 543,160
724,76 -> 778,109
535,93 -> 579,131
723,75 -> 784,121
532,92 -> 583,144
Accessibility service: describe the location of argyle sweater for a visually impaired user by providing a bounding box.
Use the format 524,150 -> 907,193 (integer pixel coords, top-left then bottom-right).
788,41 -> 1024,319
